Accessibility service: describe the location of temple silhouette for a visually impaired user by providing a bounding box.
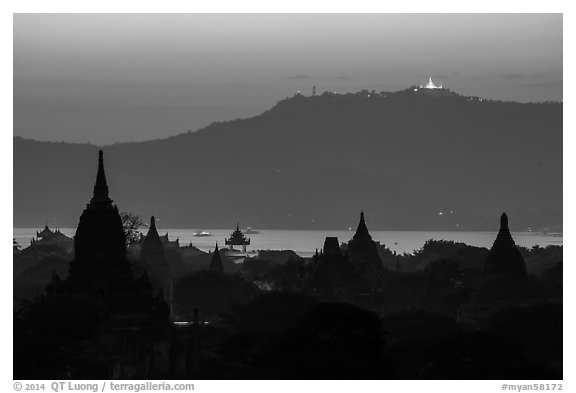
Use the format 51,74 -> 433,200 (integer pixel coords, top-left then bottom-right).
304,236 -> 368,300
14,151 -> 209,379
225,223 -> 250,252
42,151 -> 171,377
141,216 -> 166,269
209,243 -> 224,273
458,213 -> 554,327
31,225 -> 72,247
347,211 -> 384,282
483,213 -> 527,279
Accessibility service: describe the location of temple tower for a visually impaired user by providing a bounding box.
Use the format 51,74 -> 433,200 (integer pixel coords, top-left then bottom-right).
73,150 -> 126,266
304,236 -> 368,299
39,150 -> 171,379
209,243 -> 224,273
347,211 -> 383,274
141,215 -> 166,268
483,213 -> 527,279
53,150 -> 162,318
225,223 -> 250,252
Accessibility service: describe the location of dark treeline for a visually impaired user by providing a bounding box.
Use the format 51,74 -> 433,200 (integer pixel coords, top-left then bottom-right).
13,151 -> 562,379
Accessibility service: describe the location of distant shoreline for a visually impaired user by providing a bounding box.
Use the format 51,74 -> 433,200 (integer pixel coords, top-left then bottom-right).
14,227 -> 563,256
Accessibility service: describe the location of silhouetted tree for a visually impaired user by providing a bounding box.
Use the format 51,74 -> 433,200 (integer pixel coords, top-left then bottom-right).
13,238 -> 21,255
120,212 -> 144,246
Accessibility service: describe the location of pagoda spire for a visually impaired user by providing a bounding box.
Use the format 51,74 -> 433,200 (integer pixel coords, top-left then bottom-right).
493,213 -> 513,246
142,215 -> 163,254
352,211 -> 372,241
483,212 -> 527,278
90,150 -> 112,205
500,212 -> 509,231
209,243 -> 224,273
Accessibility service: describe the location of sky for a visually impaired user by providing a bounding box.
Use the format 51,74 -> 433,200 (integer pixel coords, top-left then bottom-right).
13,13 -> 563,145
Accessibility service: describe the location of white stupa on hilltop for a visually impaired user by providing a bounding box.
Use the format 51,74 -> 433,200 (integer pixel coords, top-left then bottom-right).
420,77 -> 443,89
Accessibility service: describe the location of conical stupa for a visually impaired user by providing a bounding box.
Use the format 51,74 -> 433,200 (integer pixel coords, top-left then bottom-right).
483,213 -> 527,279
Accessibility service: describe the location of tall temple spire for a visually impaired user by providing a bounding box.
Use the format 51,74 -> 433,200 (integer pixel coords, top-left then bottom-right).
209,243 -> 224,273
500,212 -> 509,231
494,212 -> 513,247
352,211 -> 372,241
91,150 -> 112,205
483,212 -> 527,278
141,215 -> 165,266
347,211 -> 382,276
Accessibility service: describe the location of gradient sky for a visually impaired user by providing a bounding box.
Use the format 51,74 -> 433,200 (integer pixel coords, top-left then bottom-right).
14,13 -> 562,145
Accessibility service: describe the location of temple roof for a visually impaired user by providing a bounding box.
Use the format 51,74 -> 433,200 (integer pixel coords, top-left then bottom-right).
352,211 -> 373,242
37,225 -> 54,238
209,243 -> 224,273
225,223 -> 250,245
142,216 -> 163,250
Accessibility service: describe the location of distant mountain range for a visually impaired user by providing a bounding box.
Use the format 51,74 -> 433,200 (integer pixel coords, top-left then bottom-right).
14,88 -> 562,232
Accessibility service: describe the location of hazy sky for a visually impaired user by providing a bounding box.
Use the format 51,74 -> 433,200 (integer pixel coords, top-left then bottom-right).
14,13 -> 562,145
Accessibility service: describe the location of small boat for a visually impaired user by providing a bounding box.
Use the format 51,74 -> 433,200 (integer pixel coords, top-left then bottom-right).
193,230 -> 211,237
243,227 -> 260,234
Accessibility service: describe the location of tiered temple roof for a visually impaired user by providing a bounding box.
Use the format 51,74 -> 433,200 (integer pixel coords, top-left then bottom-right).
31,226 -> 72,247
225,223 -> 250,246
36,225 -> 54,239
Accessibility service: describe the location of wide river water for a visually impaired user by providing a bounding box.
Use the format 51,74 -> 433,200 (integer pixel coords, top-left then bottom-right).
13,228 -> 563,257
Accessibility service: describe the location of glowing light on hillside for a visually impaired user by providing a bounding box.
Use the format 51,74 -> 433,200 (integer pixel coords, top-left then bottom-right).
420,77 -> 443,89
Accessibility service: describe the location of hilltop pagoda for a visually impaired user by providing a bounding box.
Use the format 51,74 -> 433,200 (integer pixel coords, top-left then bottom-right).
420,76 -> 443,89
225,223 -> 250,252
